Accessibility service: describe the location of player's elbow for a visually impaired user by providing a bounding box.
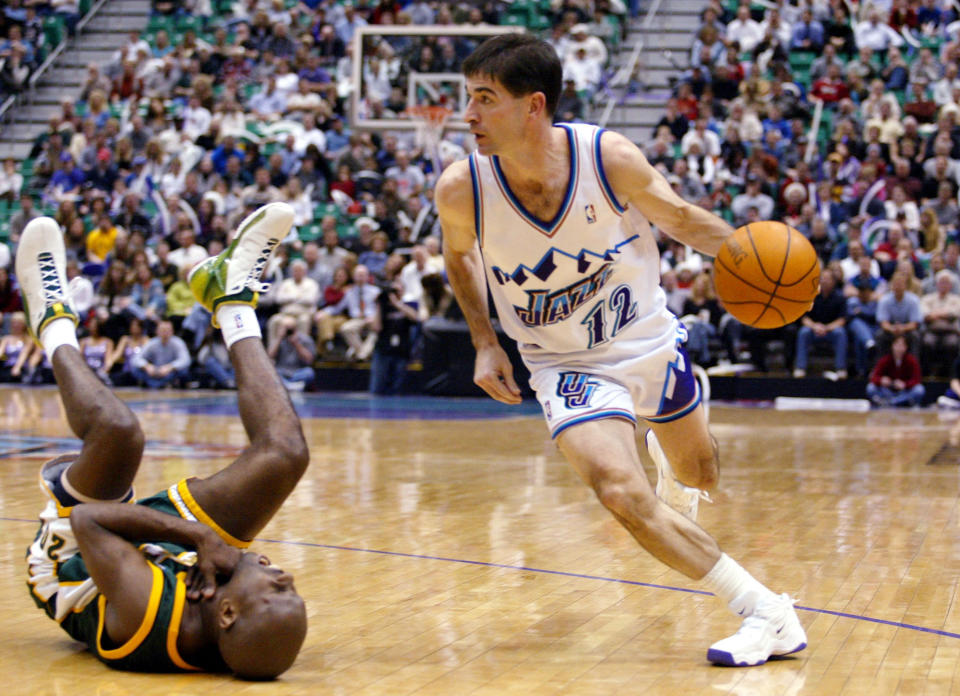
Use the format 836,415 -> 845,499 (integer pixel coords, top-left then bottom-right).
68,504 -> 96,538
270,431 -> 310,482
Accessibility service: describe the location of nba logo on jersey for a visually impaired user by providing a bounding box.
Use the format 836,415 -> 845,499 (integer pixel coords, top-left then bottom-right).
585,203 -> 597,224
556,371 -> 599,408
234,314 -> 244,329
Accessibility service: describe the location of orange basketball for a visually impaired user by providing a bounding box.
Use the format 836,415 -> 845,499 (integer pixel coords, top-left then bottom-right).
713,221 -> 821,329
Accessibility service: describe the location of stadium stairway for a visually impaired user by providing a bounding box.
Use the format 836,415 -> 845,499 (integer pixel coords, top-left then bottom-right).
595,0 -> 698,144
0,0 -> 151,161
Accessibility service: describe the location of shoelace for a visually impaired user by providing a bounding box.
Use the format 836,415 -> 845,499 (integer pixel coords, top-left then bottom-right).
38,252 -> 67,302
244,238 -> 280,293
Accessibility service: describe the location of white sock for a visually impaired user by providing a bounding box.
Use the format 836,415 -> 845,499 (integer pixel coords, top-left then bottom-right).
61,464 -> 130,504
216,304 -> 261,348
40,317 -> 79,358
702,553 -> 775,614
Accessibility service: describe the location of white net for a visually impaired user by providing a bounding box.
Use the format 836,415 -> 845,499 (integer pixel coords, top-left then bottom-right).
410,106 -> 452,176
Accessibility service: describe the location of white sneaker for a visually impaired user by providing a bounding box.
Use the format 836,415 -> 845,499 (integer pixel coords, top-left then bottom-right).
937,395 -> 960,410
645,429 -> 707,522
188,202 -> 293,325
15,216 -> 78,342
707,592 -> 807,666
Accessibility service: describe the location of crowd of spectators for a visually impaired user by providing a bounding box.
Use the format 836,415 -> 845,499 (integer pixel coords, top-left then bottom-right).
9,0 -> 960,407
0,0 -> 632,395
651,0 -> 960,407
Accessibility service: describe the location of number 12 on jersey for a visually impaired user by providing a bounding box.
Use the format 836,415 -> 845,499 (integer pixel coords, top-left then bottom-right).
580,284 -> 638,348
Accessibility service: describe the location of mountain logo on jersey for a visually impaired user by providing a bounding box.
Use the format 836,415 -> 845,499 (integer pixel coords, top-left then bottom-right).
491,236 -> 639,327
490,235 -> 639,288
556,371 -> 599,408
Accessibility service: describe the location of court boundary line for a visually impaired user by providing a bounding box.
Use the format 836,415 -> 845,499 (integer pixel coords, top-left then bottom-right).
258,537 -> 960,640
4,516 -> 956,640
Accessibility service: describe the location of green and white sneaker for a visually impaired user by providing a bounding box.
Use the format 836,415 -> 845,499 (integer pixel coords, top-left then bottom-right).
188,202 -> 293,326
15,216 -> 78,344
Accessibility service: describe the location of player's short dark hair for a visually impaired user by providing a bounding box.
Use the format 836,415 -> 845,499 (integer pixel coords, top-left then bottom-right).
462,34 -> 562,117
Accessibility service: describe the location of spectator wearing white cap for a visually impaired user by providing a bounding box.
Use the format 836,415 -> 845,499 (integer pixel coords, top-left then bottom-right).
563,46 -> 602,97
563,24 -> 607,67
344,216 -> 379,256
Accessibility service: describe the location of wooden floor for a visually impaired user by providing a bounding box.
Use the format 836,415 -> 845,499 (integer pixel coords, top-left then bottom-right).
3,386 -> 960,695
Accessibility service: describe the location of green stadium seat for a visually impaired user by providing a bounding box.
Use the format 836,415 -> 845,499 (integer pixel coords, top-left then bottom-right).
313,202 -> 339,222
788,51 -> 816,71
299,224 -> 321,241
527,14 -> 552,31
146,14 -> 172,33
176,15 -> 202,32
42,16 -> 65,48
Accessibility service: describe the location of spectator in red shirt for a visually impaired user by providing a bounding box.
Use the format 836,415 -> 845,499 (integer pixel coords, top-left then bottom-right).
811,63 -> 850,105
329,164 -> 356,200
866,334 -> 926,406
675,82 -> 700,122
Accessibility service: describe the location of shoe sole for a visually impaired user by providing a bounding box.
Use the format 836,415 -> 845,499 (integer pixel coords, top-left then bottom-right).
707,640 -> 807,667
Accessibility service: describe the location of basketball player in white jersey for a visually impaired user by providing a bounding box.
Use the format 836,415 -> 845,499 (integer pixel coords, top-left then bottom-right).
437,34 -> 807,666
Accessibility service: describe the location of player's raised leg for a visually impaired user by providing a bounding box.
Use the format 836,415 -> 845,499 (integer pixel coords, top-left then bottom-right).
183,202 -> 309,541
17,217 -> 144,501
557,417 -> 806,666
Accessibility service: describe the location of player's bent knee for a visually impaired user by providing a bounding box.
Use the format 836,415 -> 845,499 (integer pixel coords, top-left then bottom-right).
674,438 -> 719,490
688,447 -> 719,490
589,468 -> 657,520
91,403 -> 144,453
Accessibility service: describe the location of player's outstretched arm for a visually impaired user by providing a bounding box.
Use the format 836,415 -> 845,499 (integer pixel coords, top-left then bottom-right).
600,130 -> 734,257
71,503 -> 241,642
437,160 -> 522,404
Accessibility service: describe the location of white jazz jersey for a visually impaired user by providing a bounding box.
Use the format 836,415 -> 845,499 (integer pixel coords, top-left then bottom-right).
470,122 -> 677,366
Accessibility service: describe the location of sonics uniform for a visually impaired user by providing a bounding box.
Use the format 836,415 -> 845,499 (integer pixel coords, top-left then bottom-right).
469,123 -> 699,436
26,456 -> 249,671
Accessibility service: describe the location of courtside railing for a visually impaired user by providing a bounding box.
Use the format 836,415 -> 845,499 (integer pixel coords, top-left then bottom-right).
0,0 -> 112,136
597,0 -> 666,129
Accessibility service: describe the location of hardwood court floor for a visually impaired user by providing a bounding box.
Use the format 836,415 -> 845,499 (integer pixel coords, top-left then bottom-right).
2,386 -> 960,695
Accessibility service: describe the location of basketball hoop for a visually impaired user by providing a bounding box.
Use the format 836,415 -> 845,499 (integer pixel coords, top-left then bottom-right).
407,104 -> 453,154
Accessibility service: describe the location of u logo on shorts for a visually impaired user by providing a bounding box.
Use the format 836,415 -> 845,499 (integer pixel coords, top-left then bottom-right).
556,371 -> 600,409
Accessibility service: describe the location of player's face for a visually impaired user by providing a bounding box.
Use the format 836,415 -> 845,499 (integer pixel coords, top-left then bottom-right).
231,552 -> 302,607
464,76 -> 531,156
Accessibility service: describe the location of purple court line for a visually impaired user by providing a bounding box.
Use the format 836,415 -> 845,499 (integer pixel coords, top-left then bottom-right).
4,515 -> 958,641
258,537 -> 960,640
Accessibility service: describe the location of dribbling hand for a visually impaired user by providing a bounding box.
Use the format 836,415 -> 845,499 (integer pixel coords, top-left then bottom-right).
474,344 -> 522,405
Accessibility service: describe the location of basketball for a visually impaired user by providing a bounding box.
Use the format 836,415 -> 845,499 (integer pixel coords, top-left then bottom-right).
713,221 -> 821,329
